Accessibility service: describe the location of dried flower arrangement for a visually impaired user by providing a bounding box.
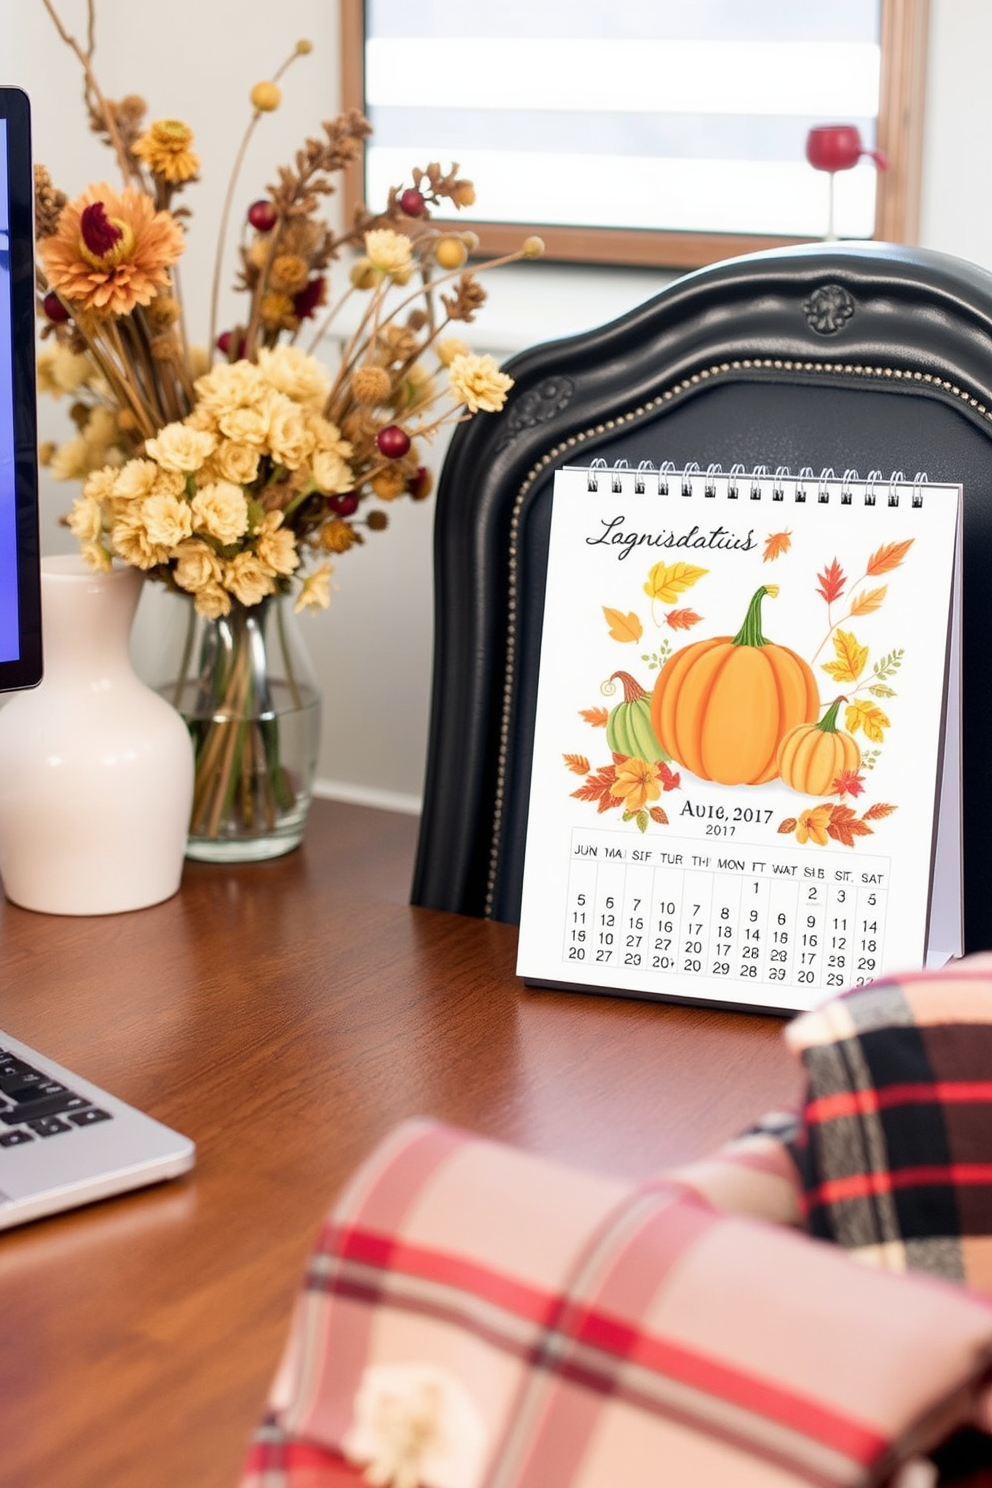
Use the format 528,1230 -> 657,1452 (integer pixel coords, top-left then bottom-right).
31,1 -> 543,857
34,0 -> 542,618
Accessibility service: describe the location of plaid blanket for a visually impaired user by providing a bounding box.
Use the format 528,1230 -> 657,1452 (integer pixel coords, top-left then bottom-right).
783,958 -> 992,1294
240,1118 -> 992,1488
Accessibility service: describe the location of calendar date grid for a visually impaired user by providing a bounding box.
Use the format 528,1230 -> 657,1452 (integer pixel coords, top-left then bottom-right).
563,829 -> 889,994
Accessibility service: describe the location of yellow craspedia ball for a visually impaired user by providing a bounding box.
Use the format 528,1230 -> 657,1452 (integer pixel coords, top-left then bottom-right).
295,39 -> 313,55
435,236 -> 468,270
251,81 -> 282,112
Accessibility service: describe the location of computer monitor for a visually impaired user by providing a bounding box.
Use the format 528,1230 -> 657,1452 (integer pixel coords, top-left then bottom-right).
0,86 -> 41,693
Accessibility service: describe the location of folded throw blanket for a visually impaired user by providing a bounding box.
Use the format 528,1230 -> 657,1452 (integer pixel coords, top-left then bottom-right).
240,1117 -> 992,1488
782,956 -> 992,1294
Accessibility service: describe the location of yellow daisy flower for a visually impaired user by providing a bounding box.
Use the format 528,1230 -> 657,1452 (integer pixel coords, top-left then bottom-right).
132,120 -> 200,183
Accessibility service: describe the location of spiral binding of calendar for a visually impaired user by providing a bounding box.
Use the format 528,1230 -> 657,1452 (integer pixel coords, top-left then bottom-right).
577,459 -> 930,507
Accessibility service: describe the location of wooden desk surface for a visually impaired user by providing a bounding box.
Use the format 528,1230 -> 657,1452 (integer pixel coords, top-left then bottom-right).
0,799 -> 802,1488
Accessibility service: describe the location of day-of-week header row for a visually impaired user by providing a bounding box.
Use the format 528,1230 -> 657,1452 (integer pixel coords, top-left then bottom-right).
570,840 -> 887,886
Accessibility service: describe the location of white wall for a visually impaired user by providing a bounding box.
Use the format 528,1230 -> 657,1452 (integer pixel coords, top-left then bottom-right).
2,0 -> 988,812
917,0 -> 992,262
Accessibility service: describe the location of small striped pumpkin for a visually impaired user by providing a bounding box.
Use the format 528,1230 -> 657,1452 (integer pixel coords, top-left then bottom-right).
778,695 -> 861,795
604,671 -> 670,762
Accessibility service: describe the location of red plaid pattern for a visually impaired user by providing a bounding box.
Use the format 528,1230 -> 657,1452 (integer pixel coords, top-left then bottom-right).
784,959 -> 992,1294
241,1118 -> 992,1488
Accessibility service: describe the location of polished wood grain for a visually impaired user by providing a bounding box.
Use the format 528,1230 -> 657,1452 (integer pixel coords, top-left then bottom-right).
0,800 -> 802,1488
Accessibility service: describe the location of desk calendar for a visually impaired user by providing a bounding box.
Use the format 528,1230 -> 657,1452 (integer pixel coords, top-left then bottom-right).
516,462 -> 963,1014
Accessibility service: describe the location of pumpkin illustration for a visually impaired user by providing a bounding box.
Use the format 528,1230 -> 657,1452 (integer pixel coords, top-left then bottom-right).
778,695 -> 861,795
650,584 -> 818,785
603,671 -> 670,762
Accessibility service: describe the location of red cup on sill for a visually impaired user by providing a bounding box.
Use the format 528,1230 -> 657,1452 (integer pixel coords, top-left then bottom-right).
806,124 -> 888,173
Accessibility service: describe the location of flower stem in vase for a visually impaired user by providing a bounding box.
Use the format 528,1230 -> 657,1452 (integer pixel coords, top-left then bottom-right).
173,596 -> 320,863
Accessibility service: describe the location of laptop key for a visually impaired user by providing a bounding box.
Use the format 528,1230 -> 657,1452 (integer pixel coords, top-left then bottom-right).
26,1117 -> 72,1137
0,1128 -> 34,1147
68,1108 -> 112,1128
0,1092 -> 89,1124
0,1053 -> 39,1075
0,1068 -> 45,1098
16,1080 -> 71,1101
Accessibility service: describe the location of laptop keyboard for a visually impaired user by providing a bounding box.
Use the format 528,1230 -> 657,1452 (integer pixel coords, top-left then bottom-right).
0,1045 -> 112,1147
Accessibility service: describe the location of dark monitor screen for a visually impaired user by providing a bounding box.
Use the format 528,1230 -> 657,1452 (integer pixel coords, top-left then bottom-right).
0,87 -> 41,692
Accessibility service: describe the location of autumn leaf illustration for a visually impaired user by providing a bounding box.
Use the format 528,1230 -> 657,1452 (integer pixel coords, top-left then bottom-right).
658,761 -> 681,792
603,607 -> 643,643
571,778 -> 604,803
833,769 -> 866,798
867,538 -> 914,576
570,753 -> 678,830
779,799 -> 887,846
643,561 -> 708,604
827,805 -> 874,846
665,608 -> 702,631
816,558 -> 846,604
849,585 -> 887,617
763,530 -> 792,561
871,650 -> 904,684
863,802 -> 897,821
580,706 -> 609,727
640,642 -> 673,672
822,628 -> 869,684
571,764 -> 621,812
845,697 -> 891,743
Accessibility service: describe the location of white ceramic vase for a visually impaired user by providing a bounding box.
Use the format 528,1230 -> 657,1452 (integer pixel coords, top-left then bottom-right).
0,556 -> 195,915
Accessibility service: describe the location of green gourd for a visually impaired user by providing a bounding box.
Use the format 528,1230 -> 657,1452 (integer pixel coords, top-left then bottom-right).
603,672 -> 670,762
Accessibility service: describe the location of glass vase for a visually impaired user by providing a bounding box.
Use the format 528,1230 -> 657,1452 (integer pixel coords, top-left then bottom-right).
161,593 -> 322,863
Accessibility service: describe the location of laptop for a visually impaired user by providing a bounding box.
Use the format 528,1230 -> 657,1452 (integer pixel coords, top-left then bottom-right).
0,86 -> 195,1228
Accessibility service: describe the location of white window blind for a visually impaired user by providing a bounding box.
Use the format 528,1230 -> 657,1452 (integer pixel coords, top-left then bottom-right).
361,0 -> 884,247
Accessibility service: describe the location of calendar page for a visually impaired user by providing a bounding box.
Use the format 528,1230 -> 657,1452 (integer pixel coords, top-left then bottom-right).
516,463 -> 963,1014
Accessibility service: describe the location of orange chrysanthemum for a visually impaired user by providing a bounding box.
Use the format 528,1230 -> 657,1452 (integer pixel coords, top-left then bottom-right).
133,119 -> 200,183
40,182 -> 184,317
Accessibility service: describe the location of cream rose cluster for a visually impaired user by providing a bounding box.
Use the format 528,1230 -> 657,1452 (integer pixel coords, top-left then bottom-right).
67,344 -> 353,616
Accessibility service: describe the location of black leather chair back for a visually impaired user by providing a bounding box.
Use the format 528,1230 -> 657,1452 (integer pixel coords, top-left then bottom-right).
412,243 -> 992,949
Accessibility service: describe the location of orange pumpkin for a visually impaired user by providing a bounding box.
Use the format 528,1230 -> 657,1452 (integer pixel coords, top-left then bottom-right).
650,584 -> 818,785
778,695 -> 861,795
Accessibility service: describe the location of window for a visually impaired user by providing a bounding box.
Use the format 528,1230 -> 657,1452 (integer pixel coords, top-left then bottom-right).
341,0 -> 929,268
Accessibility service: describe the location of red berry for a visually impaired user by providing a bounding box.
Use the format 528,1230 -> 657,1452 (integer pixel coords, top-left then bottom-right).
247,198 -> 277,232
42,290 -> 70,323
329,492 -> 359,516
216,330 -> 247,359
399,188 -> 426,217
293,275 -> 325,321
376,424 -> 411,459
408,466 -> 432,501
